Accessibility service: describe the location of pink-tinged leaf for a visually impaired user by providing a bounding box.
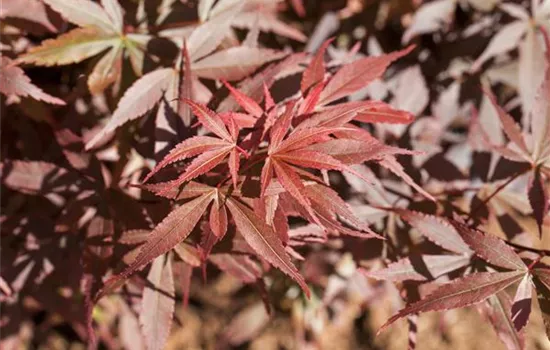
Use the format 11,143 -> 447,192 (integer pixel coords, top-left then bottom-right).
355,104 -> 414,124
395,210 -> 472,254
301,38 -> 333,94
119,230 -> 150,245
471,21 -> 527,72
226,198 -> 310,297
307,138 -> 413,165
531,67 -> 550,163
289,0 -> 306,17
304,184 -> 372,233
482,293 -> 524,350
221,302 -> 270,346
173,243 -> 201,267
220,111 -> 257,129
518,26 -> 547,119
209,254 -> 262,284
260,157 -> 274,197
511,274 -> 533,332
192,47 -> 286,81
402,0 -> 456,43
97,193 -> 213,300
270,101 -> 296,150
209,197 -> 228,239
380,157 -> 435,201
161,146 -> 232,194
43,0 -> 117,33
1,160 -> 72,194
231,7 -> 307,42
0,57 -> 65,104
263,83 -> 274,110
140,180 -> 215,200
139,256 -> 175,350
499,3 -> 529,20
143,136 -> 229,183
183,99 -> 233,142
528,168 -> 549,236
278,150 -> 348,171
228,148 -> 240,189
318,45 -> 415,106
272,161 -> 317,223
178,40 -> 193,126
364,254 -> 471,282
379,271 -> 526,334
392,65 -> 429,116
86,68 -> 175,149
187,7 -> 238,61
274,126 -> 350,154
0,0 -> 57,32
298,81 -> 324,115
297,101 -> 390,129
483,88 -> 530,156
452,221 -> 527,271
222,80 -> 263,118
217,53 -> 306,113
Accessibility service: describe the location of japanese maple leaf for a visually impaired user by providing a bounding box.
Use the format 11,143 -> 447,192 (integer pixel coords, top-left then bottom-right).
472,1 -> 550,116
142,99 -> 245,192
198,0 -> 307,42
0,56 -> 65,105
84,10 -> 284,149
16,0 -> 150,94
481,64 -> 550,232
401,0 -> 501,44
378,221 -> 529,334
0,0 -> 57,32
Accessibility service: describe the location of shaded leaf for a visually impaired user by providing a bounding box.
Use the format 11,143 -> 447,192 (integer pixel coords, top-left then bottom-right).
139,256 -> 175,350
452,221 -> 527,271
379,271 -> 526,333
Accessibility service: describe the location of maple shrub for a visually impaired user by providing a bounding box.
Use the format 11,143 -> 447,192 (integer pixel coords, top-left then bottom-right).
2,0 -> 550,349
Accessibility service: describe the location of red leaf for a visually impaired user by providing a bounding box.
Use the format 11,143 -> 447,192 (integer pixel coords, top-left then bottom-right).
380,157 -> 435,201
318,45 -> 415,106
379,271 -> 526,334
0,57 -> 65,105
209,195 -> 228,239
452,221 -> 527,271
270,101 -> 296,150
364,254 -> 471,282
86,68 -> 174,149
159,146 -> 233,195
183,98 -> 233,142
209,254 -> 262,284
301,38 -> 333,94
96,192 -> 213,300
226,198 -> 310,297
395,210 -> 472,254
143,136 -> 230,183
139,256 -> 175,350
355,104 -> 414,124
223,80 -> 263,118
178,40 -> 193,126
484,87 -> 530,156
